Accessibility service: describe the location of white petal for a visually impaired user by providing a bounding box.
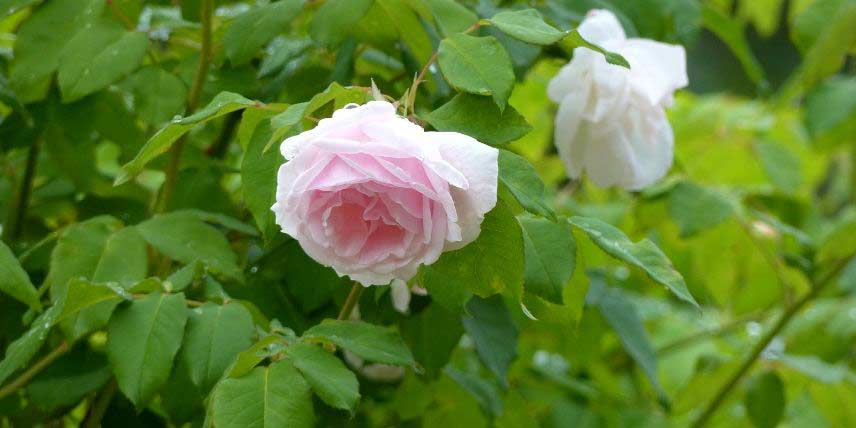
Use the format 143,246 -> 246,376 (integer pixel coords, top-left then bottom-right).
578,9 -> 626,45
426,132 -> 499,249
619,39 -> 688,107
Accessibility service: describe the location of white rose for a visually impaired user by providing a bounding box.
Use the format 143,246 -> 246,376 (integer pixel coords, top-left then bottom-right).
548,9 -> 688,190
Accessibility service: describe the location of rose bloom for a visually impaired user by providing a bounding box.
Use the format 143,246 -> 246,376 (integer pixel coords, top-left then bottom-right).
271,101 -> 498,286
548,9 -> 688,190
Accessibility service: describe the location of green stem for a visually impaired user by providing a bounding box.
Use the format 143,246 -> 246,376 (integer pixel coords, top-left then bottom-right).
0,341 -> 70,401
3,136 -> 41,245
337,283 -> 364,320
656,312 -> 763,356
156,0 -> 213,213
691,256 -> 853,427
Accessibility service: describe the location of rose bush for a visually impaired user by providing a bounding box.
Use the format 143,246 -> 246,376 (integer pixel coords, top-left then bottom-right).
272,101 -> 497,286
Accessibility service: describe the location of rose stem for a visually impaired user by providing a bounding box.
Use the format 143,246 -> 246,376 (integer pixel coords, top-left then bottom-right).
337,283 -> 364,320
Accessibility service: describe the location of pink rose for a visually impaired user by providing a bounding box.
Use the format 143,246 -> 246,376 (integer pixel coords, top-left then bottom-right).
271,101 -> 498,286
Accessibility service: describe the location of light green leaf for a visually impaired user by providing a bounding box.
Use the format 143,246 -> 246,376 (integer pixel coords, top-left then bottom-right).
745,371 -> 785,428
225,335 -> 287,379
0,306 -> 59,385
212,360 -> 314,428
805,76 -> 856,139
57,20 -> 148,102
242,119 -> 284,242
92,226 -> 148,286
302,320 -> 415,367
668,181 -> 734,238
9,0 -> 104,102
564,30 -> 630,69
518,216 -> 576,304
462,295 -> 518,387
106,292 -> 188,407
587,276 -> 665,401
122,66 -> 188,125
309,0 -> 374,47
0,0 -> 40,20
437,34 -> 515,110
0,240 -> 41,310
179,302 -> 255,392
816,213 -> 856,265
223,0 -> 305,66
425,94 -> 532,146
569,216 -> 699,308
420,199 -> 524,311
287,342 -> 360,412
498,150 -> 554,219
54,278 -> 131,341
424,0 -> 478,37
754,141 -> 802,193
489,9 -> 567,45
116,91 -> 258,184
136,211 -> 243,281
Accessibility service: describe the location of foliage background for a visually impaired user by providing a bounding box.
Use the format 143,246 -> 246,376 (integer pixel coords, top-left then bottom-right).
0,0 -> 854,427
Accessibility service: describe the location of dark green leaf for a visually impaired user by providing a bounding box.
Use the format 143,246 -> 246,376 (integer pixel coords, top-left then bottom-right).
179,302 -> 255,392
0,306 -> 59,385
425,94 -> 532,146
26,348 -> 111,410
241,119 -> 282,241
420,200 -> 524,311
106,292 -> 189,407
745,371 -> 786,428
424,0 -> 478,37
700,4 -> 765,85
518,216 -> 576,304
54,278 -> 131,341
225,335 -> 287,379
136,211 -> 243,281
498,150 -> 554,218
401,303 -> 464,377
462,295 -> 518,387
57,20 -> 148,102
287,342 -> 360,412
569,216 -> 699,308
437,34 -> 515,110
489,9 -> 567,45
0,240 -> 41,310
122,67 -> 188,125
302,320 -> 415,366
565,30 -> 630,68
211,360 -> 314,428
309,0 -> 374,47
117,92 -> 258,184
45,216 -> 124,299
223,0 -> 305,66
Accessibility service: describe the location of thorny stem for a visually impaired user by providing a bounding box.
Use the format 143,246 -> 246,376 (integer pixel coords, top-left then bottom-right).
691,256 -> 853,427
0,341 -> 70,401
337,283 -> 364,320
2,136 -> 41,245
156,0 -> 213,213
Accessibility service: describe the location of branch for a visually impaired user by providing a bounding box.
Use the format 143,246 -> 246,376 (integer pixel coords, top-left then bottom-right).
337,283 -> 364,320
2,135 -> 42,245
691,256 -> 853,427
0,341 -> 70,400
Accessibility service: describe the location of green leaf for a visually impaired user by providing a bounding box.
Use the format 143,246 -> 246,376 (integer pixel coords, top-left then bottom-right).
0,240 -> 41,310
498,150 -> 554,219
54,278 -> 131,341
569,216 -> 699,308
92,226 -> 149,285
287,342 -> 360,412
667,181 -> 734,238
211,360 -> 314,428
0,306 -> 59,386
700,4 -> 765,85
225,335 -> 286,379
791,0 -> 850,52
122,66 -> 188,125
805,76 -> 856,139
489,9 -> 567,45
437,34 -> 515,110
45,216 -> 125,299
401,303 -> 464,377
420,199 -> 524,311
754,141 -> 803,193
587,276 -> 666,401
779,354 -> 855,384
564,30 -> 630,69
264,102 -> 309,152
117,91 -> 258,184
26,348 -> 111,410
9,0 -> 104,103
106,292 -> 189,407
302,320 -> 415,366
309,0 -> 374,47
179,302 -> 255,392
816,213 -> 856,265
375,0 -> 433,64
136,211 -> 243,281
241,119 -> 283,242
0,0 -> 40,20
57,20 -> 148,102
223,0 -> 305,66
425,0 -> 478,37
745,371 -> 786,428
424,94 -> 532,146
462,295 -> 518,387
518,216 -> 576,304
